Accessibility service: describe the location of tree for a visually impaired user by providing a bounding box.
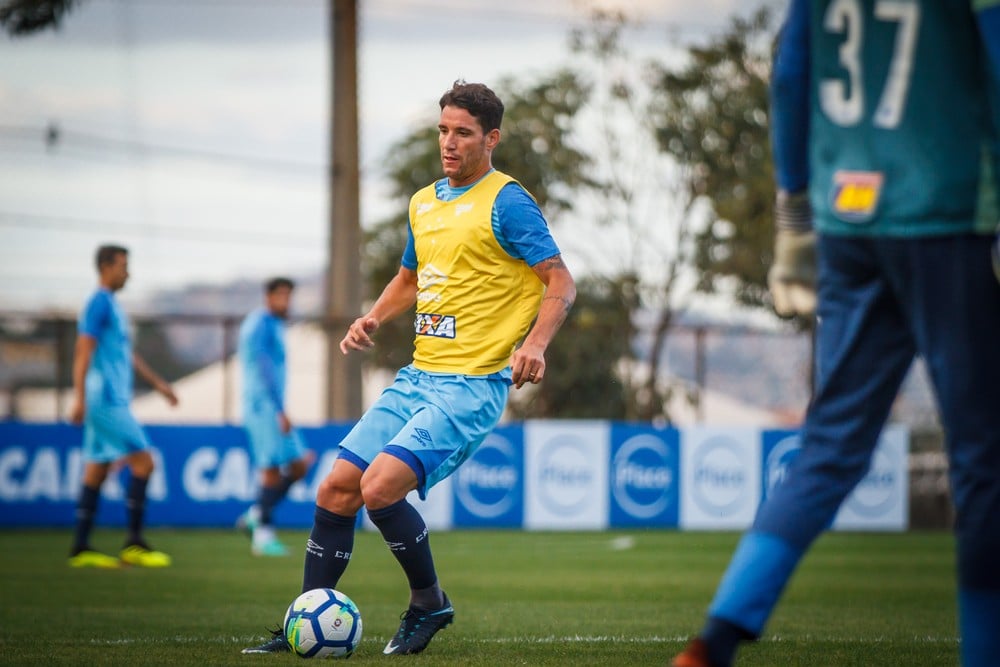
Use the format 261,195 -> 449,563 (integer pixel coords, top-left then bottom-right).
0,0 -> 79,36
558,8 -> 786,422
505,274 -> 632,419
647,7 -> 778,308
562,10 -> 708,422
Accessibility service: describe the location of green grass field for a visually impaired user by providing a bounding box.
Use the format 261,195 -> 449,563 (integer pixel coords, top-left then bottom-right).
0,529 -> 958,666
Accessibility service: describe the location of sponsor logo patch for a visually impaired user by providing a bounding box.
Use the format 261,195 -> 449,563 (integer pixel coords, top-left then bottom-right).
415,313 -> 456,338
830,170 -> 883,223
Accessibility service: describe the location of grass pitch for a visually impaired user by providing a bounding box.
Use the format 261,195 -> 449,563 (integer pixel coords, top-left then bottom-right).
0,529 -> 957,666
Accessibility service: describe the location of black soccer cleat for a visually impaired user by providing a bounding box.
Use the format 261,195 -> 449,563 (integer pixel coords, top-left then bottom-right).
382,593 -> 455,655
241,627 -> 289,654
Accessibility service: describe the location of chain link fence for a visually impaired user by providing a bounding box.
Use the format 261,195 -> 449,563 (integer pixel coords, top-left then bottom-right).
0,310 -> 951,527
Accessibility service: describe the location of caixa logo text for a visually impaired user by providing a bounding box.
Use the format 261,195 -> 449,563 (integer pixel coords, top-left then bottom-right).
612,435 -> 674,519
182,447 -> 256,501
455,435 -> 519,519
0,446 -> 167,502
692,437 -> 748,516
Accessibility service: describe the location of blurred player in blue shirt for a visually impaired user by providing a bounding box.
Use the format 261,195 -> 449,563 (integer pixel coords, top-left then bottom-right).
673,2 -> 1000,666
236,277 -> 313,557
68,244 -> 178,569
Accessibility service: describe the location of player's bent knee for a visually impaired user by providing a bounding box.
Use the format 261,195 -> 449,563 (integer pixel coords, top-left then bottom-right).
358,478 -> 409,511
288,459 -> 311,481
129,450 -> 155,478
316,474 -> 363,515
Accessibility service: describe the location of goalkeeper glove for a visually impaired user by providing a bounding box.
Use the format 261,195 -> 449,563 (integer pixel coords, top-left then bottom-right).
768,190 -> 817,318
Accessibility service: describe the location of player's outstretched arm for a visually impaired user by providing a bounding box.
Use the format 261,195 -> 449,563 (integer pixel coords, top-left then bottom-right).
340,266 -> 418,354
132,353 -> 179,406
511,255 -> 576,388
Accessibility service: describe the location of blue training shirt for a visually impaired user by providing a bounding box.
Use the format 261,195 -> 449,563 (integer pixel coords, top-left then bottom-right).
238,308 -> 287,412
401,171 -> 561,270
78,288 -> 133,407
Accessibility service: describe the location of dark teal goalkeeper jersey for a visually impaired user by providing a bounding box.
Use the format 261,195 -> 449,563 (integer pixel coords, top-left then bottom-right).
807,0 -> 1000,237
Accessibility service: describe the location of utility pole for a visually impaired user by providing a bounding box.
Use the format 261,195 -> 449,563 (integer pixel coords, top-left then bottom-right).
325,0 -> 362,420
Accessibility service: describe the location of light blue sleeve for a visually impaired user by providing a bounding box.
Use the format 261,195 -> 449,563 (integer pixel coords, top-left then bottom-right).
79,291 -> 110,339
492,183 -> 561,266
250,316 -> 284,410
401,221 -> 417,270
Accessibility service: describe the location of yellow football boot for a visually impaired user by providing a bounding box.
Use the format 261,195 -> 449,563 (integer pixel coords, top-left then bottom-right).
68,549 -> 122,569
119,544 -> 172,568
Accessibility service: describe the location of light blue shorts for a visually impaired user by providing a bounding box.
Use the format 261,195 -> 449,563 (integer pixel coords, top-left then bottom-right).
337,364 -> 510,499
83,404 -> 151,463
244,406 -> 308,469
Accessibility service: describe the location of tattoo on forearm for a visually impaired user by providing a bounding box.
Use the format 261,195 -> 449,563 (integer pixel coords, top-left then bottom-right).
542,295 -> 574,313
538,256 -> 567,271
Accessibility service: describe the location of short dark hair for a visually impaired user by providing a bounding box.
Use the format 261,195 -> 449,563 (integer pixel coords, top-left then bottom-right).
95,244 -> 128,270
439,80 -> 504,133
265,277 -> 295,293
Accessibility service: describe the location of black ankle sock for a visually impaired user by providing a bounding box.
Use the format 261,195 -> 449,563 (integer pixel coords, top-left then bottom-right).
410,582 -> 445,611
71,484 -> 101,554
701,616 -> 754,667
125,475 -> 149,544
259,474 -> 296,525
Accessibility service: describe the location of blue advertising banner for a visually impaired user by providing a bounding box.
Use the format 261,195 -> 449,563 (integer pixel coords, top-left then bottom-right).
0,421 -> 908,530
761,429 -> 800,501
0,422 -> 351,528
451,425 -> 524,528
608,424 -> 679,528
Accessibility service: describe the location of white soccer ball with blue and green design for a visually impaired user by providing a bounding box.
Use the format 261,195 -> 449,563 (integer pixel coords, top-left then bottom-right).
283,588 -> 363,658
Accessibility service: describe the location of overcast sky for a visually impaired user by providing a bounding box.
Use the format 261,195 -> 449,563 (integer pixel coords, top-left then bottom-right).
0,0 -> 775,314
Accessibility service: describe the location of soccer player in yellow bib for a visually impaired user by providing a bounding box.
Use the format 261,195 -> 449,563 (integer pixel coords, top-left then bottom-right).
242,81 -> 576,656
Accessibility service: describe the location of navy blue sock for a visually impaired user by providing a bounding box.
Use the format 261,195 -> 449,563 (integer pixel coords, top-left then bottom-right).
367,499 -> 443,609
125,475 -> 149,545
259,475 -> 295,525
701,616 -> 755,667
71,484 -> 101,554
302,506 -> 355,593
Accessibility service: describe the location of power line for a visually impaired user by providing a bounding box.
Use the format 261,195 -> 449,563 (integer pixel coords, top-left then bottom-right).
0,209 -> 324,248
78,0 -> 735,34
0,123 -> 328,177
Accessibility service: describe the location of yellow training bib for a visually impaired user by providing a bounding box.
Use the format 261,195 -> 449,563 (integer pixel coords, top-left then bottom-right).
408,171 -> 544,374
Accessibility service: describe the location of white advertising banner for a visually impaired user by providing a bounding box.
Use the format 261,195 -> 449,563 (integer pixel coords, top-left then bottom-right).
680,427 -> 761,529
524,420 -> 610,530
361,476 -> 454,532
833,424 -> 909,531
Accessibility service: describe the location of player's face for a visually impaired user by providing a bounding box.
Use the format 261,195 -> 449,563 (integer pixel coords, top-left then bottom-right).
438,105 -> 499,187
267,286 -> 293,318
102,253 -> 129,291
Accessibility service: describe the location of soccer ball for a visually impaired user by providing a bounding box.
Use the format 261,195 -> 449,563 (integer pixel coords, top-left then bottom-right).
283,588 -> 363,658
